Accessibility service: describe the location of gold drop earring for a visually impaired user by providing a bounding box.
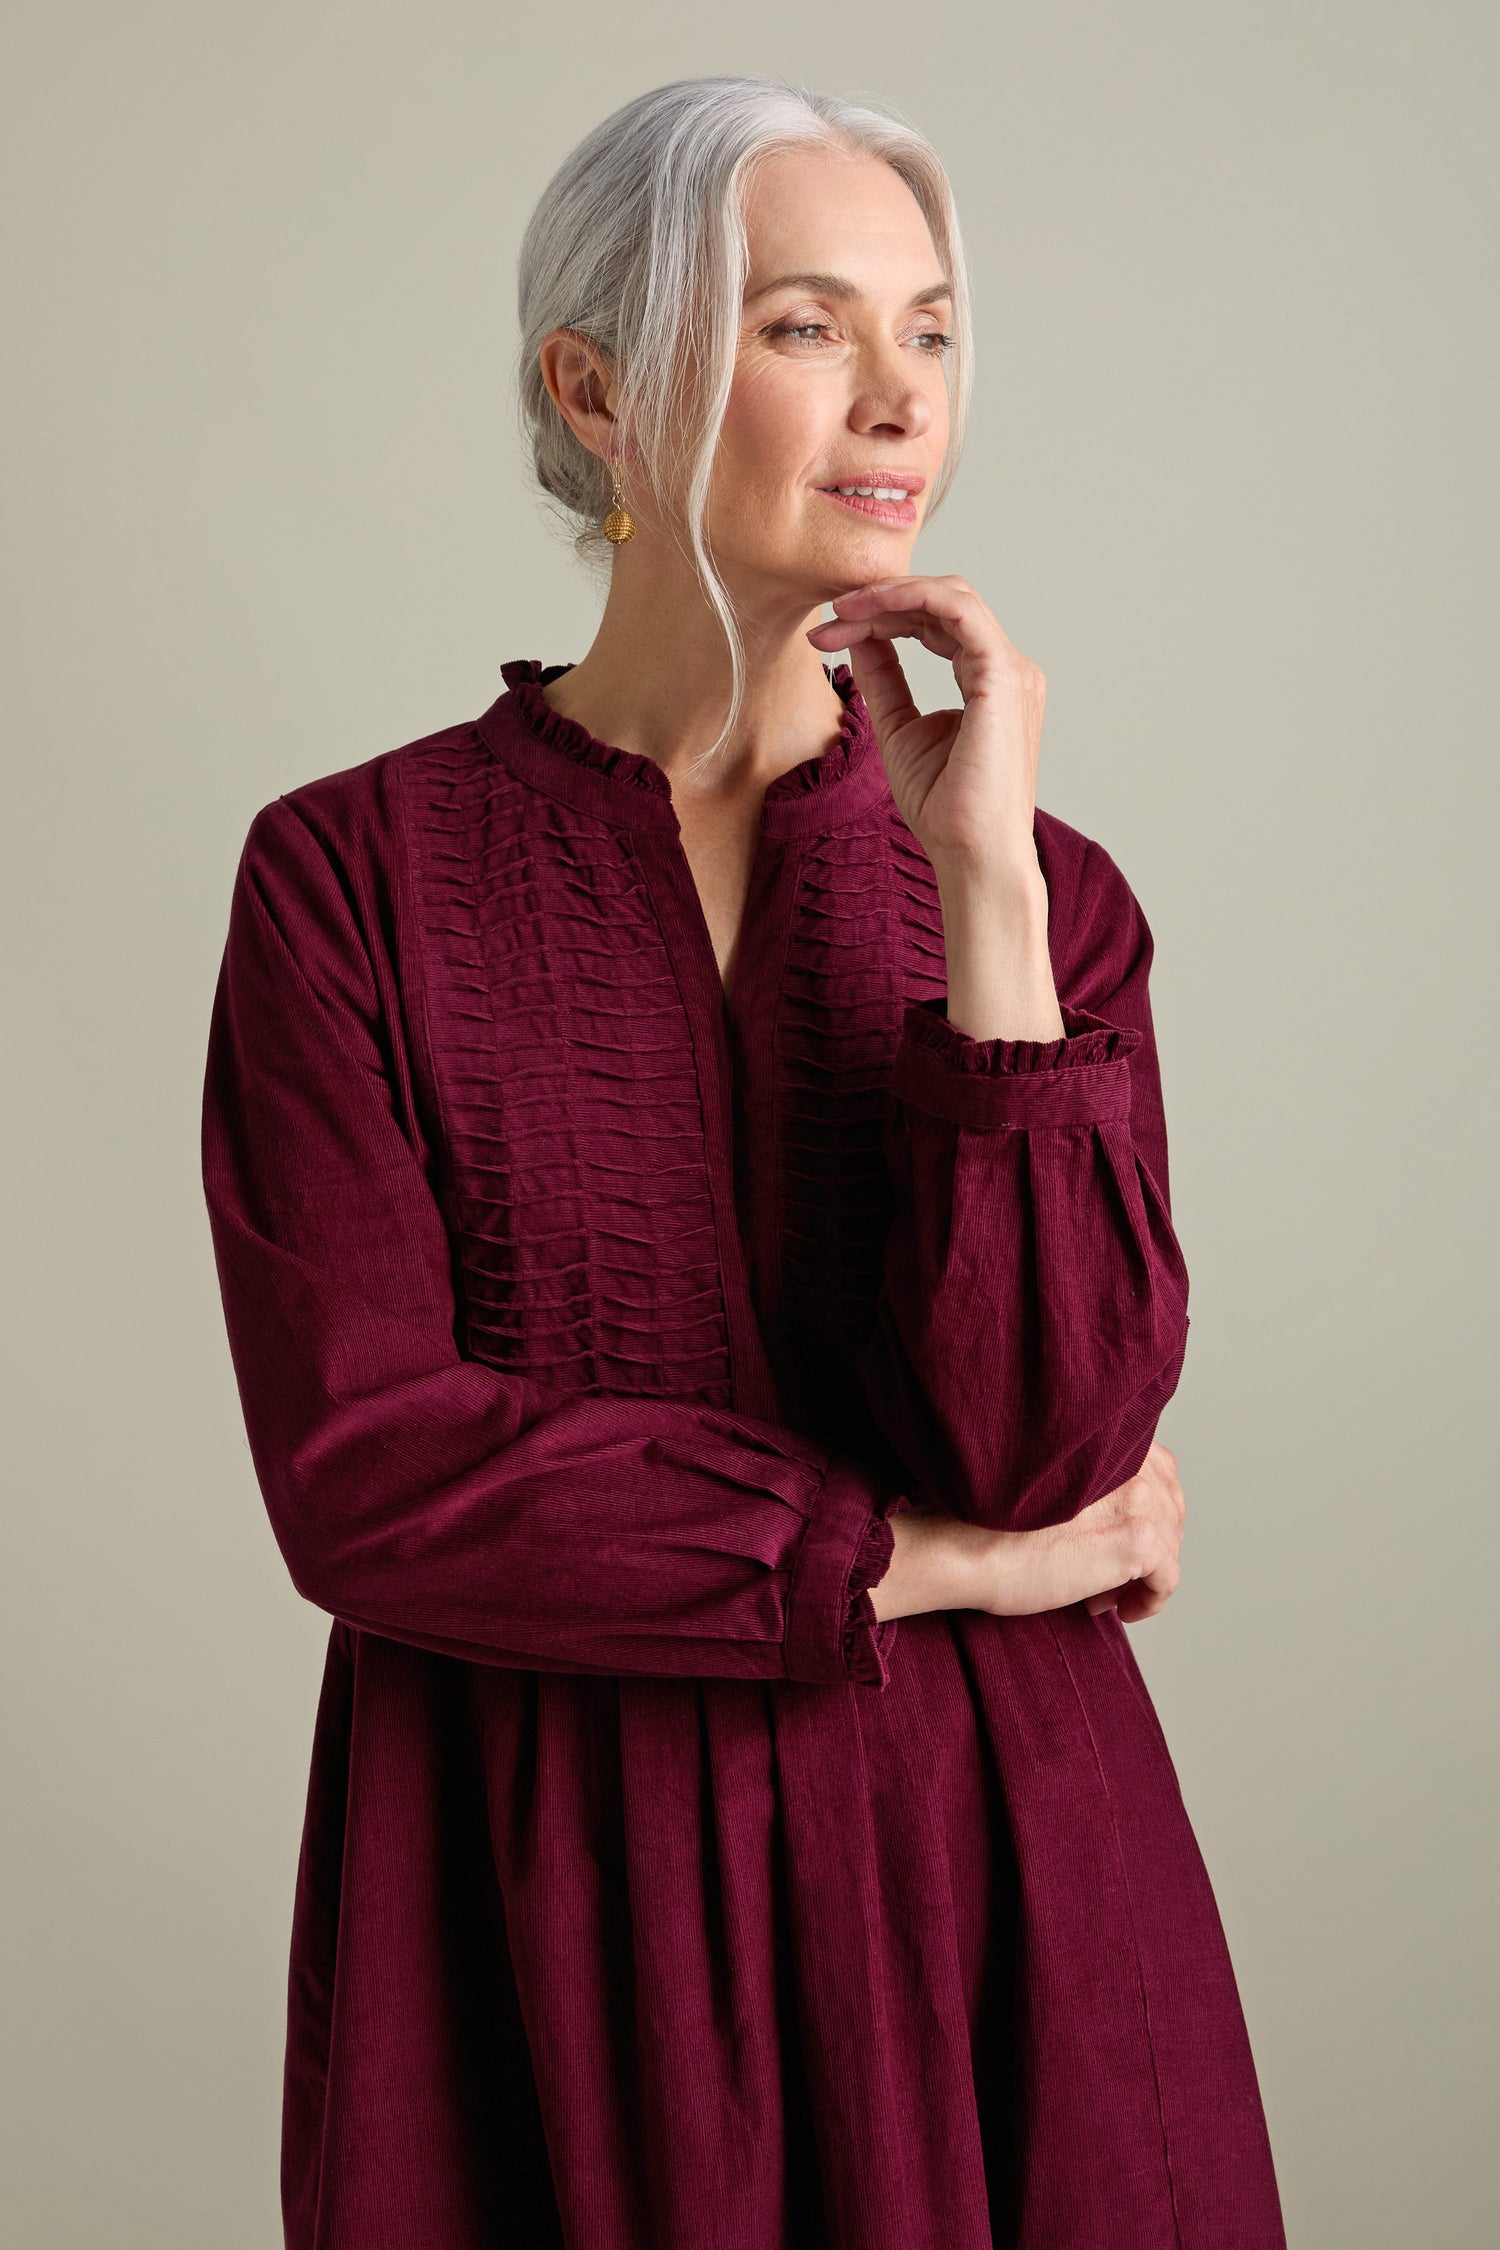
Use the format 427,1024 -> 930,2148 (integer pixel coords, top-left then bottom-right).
602,451 -> 636,545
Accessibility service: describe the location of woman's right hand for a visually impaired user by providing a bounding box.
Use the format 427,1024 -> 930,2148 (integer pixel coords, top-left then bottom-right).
979,1442 -> 1187,1623
870,1442 -> 1186,1628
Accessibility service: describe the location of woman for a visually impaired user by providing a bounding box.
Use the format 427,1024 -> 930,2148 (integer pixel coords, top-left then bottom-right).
203,73 -> 1286,2250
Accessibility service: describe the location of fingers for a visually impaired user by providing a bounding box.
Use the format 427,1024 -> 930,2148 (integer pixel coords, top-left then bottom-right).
1113,1552 -> 1182,1624
812,576 -> 1035,692
1083,1444 -> 1188,1625
813,609 -> 965,661
1146,1441 -> 1187,1533
831,574 -> 998,642
1100,1536 -> 1181,1627
834,634 -> 923,741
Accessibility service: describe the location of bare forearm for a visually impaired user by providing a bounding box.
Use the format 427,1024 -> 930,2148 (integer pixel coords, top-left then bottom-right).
868,1506 -> 1000,1622
870,1445 -> 1188,1626
932,851 -> 1065,1043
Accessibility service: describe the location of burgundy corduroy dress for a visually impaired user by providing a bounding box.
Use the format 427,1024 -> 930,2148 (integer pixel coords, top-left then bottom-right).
202,657 -> 1286,2250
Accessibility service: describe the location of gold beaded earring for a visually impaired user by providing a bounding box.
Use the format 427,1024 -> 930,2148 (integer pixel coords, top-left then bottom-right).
602,451 -> 636,545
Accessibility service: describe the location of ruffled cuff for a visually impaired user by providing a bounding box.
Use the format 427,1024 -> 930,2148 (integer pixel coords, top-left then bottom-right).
890,996 -> 1142,1129
784,1460 -> 907,1690
840,1491 -> 910,1685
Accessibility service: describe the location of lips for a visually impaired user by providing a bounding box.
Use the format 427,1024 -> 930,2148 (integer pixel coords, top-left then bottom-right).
816,472 -> 926,497
816,486 -> 920,525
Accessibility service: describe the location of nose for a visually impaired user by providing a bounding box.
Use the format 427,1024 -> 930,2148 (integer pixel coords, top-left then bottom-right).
849,357 -> 934,443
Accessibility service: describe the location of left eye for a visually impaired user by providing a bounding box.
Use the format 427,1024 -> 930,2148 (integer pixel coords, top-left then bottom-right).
768,322 -> 952,352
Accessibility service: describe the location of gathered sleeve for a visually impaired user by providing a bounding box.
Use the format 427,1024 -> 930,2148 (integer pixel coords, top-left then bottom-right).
854,838 -> 1191,1532
202,795 -> 904,1687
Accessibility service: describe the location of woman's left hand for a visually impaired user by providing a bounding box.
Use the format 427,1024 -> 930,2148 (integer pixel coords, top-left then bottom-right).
806,574 -> 1047,880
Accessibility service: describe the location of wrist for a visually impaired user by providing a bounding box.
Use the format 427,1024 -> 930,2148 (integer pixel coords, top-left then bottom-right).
870,1507 -> 993,1622
948,1517 -> 1018,1611
934,864 -> 1064,1042
930,845 -> 1048,921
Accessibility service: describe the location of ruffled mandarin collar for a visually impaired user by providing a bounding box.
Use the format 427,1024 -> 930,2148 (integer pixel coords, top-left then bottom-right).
479,658 -> 892,838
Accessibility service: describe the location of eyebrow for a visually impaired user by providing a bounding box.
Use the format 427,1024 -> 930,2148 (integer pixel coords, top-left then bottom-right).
745,271 -> 953,308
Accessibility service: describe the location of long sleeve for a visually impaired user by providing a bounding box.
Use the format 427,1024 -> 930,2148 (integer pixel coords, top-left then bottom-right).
202,795 -> 903,1687
854,836 -> 1191,1532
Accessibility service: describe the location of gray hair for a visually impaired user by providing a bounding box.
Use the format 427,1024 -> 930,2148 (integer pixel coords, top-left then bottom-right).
512,73 -> 973,772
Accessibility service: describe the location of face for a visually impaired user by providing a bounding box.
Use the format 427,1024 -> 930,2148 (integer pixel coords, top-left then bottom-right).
710,144 -> 952,611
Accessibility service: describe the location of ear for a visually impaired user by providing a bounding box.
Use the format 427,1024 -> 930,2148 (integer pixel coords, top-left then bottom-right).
538,327 -> 618,460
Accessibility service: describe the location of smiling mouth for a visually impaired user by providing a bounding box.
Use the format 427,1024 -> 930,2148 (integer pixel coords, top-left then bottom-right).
816,487 -> 919,523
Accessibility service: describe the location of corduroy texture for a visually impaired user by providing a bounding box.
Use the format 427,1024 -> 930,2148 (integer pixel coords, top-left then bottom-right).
202,658 -> 1286,2250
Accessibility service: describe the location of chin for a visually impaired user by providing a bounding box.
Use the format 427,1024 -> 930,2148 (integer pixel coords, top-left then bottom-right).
809,546 -> 913,598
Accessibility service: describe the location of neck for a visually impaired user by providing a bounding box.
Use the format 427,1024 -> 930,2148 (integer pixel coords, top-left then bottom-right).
541,547 -> 847,795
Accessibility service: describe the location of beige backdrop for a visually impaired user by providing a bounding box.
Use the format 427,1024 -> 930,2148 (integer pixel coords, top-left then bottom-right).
4,4 -> 1495,2243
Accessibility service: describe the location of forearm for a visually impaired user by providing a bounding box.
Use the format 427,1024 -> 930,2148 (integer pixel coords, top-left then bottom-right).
933,850 -> 1065,1042
868,1504 -> 1001,1622
870,1445 -> 1188,1626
